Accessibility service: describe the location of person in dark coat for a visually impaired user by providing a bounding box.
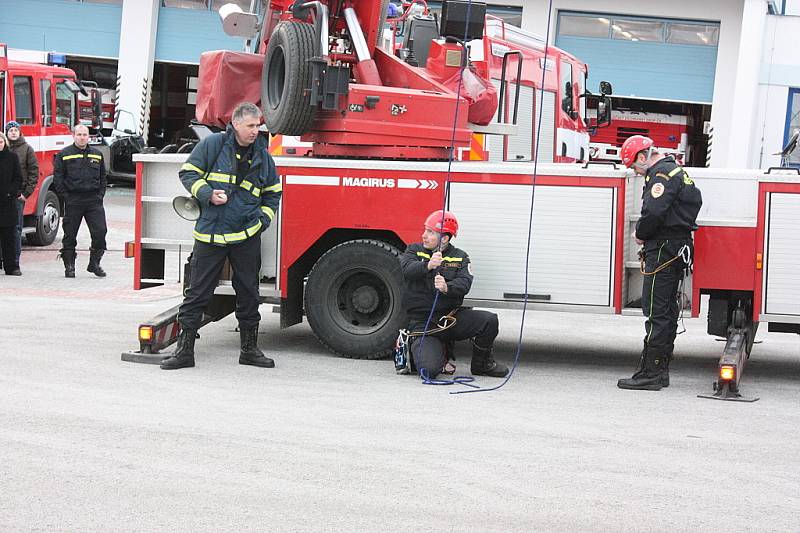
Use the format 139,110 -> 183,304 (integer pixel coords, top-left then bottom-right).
0,131 -> 23,275
6,121 -> 39,267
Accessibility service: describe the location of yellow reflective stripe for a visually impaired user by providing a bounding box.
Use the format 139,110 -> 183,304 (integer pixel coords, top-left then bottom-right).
192,230 -> 211,243
246,220 -> 262,237
181,162 -> 205,174
416,251 -> 431,259
235,153 -> 241,160
251,187 -> 260,197
213,234 -> 226,244
263,183 -> 282,193
223,230 -> 247,242
207,172 -> 233,183
87,154 -> 102,160
442,257 -> 463,262
240,180 -> 253,191
62,154 -> 84,160
190,179 -> 209,197
261,206 -> 275,219
667,167 -> 682,178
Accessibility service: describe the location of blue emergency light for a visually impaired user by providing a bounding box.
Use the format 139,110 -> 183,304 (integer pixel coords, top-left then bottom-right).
47,52 -> 67,66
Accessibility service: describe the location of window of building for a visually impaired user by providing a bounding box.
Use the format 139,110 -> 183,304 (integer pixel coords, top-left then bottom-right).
666,23 -> 719,46
162,0 -> 209,9
785,88 -> 800,166
783,0 -> 800,15
55,80 -> 77,126
40,79 -> 53,127
558,12 -> 719,47
13,76 -> 34,125
424,2 -> 522,28
611,19 -> 664,42
558,14 -> 611,38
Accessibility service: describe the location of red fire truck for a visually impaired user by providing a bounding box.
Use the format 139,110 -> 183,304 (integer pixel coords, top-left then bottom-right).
0,44 -> 101,246
124,1 -> 798,399
590,109 -> 689,165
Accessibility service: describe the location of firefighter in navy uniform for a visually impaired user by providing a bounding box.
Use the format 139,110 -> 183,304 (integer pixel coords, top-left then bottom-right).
400,210 -> 509,379
618,135 -> 702,391
160,102 -> 282,370
54,124 -> 108,278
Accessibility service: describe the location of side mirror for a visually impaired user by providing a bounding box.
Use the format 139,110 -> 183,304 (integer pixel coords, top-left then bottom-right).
596,96 -> 612,128
91,88 -> 103,130
599,81 -> 613,96
562,81 -> 573,113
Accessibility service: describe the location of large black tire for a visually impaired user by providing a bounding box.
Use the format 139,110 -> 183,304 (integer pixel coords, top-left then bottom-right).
304,239 -> 406,359
262,21 -> 316,136
26,190 -> 60,246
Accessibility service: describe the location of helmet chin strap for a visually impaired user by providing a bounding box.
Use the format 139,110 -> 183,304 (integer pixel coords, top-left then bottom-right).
632,147 -> 654,172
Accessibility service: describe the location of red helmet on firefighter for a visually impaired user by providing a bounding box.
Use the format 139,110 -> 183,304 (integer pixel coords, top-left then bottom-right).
620,135 -> 655,168
424,210 -> 459,237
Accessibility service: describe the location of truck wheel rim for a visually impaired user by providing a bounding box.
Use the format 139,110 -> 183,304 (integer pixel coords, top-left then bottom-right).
44,202 -> 59,234
328,268 -> 393,335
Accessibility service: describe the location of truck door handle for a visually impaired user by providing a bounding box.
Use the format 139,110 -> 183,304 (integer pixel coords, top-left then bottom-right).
504,292 -> 551,301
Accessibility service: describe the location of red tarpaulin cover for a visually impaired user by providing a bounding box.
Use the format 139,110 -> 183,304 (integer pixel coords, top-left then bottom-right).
195,50 -> 264,128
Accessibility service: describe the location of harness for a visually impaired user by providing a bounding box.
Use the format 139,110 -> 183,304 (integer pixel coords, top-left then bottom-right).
394,309 -> 458,375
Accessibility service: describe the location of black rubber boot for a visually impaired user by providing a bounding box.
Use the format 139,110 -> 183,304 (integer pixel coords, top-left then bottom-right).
239,326 -> 274,368
160,329 -> 196,370
60,249 -> 76,278
87,248 -> 107,277
617,352 -> 668,391
470,342 -> 508,377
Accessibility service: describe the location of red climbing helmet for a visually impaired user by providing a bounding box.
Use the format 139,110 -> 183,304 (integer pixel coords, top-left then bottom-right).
620,135 -> 655,168
424,210 -> 459,237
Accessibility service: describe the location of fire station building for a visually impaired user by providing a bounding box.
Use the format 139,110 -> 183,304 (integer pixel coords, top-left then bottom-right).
1,0 -> 798,168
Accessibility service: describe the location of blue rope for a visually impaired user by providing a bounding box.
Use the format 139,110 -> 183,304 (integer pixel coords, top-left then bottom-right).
451,0 -> 555,395
413,0 -> 473,382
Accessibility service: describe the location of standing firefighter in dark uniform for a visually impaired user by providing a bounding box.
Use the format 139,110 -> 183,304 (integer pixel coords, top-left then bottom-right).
161,102 -> 281,370
400,210 -> 509,379
618,135 -> 702,391
54,124 -> 108,278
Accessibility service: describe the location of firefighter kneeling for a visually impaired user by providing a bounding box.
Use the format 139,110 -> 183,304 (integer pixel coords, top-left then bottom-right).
399,210 -> 509,379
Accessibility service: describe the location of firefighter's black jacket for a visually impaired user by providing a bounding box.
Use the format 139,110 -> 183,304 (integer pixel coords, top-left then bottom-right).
53,143 -> 107,197
400,242 -> 473,322
636,155 -> 703,241
178,124 -> 281,246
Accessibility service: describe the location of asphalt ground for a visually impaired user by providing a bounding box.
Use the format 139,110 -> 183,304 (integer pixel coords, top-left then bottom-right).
1,186 -> 799,531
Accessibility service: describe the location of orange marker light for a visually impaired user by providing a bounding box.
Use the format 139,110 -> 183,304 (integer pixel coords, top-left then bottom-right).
124,241 -> 136,258
139,326 -> 154,342
756,253 -> 763,270
720,365 -> 736,381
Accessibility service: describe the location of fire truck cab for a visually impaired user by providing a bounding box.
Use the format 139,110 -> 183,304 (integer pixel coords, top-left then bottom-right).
0,44 -> 99,246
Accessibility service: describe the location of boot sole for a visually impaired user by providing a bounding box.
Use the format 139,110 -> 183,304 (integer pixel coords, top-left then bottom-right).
617,381 -> 663,391
472,371 -> 509,378
160,363 -> 195,370
239,357 -> 275,368
160,358 -> 195,370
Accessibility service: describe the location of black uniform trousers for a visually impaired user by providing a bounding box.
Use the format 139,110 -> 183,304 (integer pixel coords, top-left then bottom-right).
409,308 -> 499,378
641,238 -> 691,357
0,226 -> 17,273
61,195 -> 107,252
178,234 -> 262,331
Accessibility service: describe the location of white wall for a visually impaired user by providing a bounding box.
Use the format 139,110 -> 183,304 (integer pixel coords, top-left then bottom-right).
751,14 -> 800,168
116,0 -> 159,139
511,0 -> 782,168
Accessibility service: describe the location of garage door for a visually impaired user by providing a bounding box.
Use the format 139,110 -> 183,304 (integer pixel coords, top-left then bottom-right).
555,12 -> 719,103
